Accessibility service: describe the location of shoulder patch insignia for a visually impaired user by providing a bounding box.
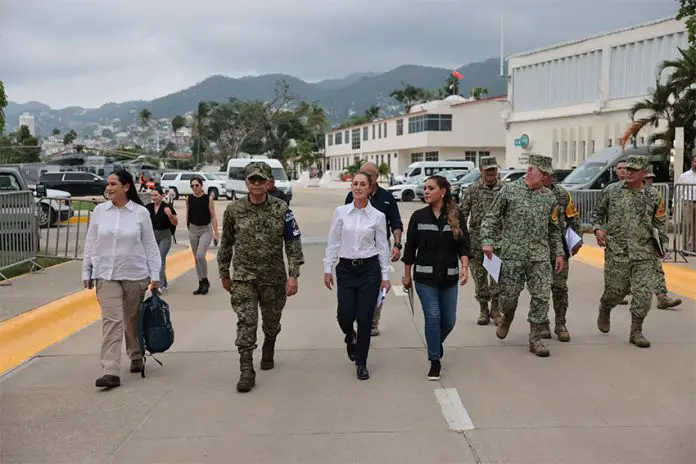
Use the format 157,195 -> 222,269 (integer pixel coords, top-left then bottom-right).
655,198 -> 666,219
565,196 -> 580,218
551,206 -> 559,223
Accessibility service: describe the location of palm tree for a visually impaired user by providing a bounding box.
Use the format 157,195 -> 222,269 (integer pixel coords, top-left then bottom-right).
626,81 -> 673,148
171,115 -> 186,134
192,102 -> 212,164
139,109 -> 152,128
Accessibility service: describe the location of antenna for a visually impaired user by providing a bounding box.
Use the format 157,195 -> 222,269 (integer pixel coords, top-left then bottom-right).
500,0 -> 505,78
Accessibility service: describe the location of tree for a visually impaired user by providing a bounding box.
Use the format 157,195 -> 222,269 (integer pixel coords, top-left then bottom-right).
171,115 -> 186,134
378,162 -> 390,178
0,80 -> 7,135
191,101 -> 213,164
677,0 -> 696,45
139,109 -> 152,128
438,74 -> 461,98
470,87 -> 489,100
0,126 -> 41,163
209,98 -> 265,166
63,129 -> 77,145
52,128 -> 61,136
390,83 -> 431,113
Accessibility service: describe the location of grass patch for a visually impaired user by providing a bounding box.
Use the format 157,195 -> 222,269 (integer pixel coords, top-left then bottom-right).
0,256 -> 70,281
71,201 -> 97,212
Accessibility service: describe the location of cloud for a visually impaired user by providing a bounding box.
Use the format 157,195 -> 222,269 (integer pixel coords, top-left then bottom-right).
0,0 -> 679,108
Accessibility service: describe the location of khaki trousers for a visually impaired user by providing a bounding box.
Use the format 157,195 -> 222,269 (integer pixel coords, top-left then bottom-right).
96,279 -> 149,376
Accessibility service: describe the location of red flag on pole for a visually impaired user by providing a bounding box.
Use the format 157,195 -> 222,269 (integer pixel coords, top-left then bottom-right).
452,70 -> 463,79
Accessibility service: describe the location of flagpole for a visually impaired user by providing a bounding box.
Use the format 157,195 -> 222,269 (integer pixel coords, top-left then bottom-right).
500,0 -> 504,77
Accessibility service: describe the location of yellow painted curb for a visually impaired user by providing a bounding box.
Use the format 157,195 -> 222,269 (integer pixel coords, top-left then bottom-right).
58,216 -> 90,225
0,248 -> 216,375
574,246 -> 696,300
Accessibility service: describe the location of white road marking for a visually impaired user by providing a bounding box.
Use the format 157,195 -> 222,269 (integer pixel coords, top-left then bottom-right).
434,388 -> 475,431
392,285 -> 406,296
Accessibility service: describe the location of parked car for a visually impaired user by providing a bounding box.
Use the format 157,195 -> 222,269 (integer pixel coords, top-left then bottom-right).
451,170 -> 482,200
159,171 -> 227,200
387,182 -> 418,202
226,157 -> 292,202
39,172 -> 107,198
499,169 -> 527,183
1,167 -> 72,228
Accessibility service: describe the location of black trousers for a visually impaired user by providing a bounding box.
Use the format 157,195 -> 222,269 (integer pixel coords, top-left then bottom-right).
336,257 -> 381,366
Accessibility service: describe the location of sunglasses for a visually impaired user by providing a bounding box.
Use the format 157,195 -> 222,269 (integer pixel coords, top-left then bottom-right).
247,177 -> 267,184
190,183 -> 201,188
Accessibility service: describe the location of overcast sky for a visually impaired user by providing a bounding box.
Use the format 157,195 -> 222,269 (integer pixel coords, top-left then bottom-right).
0,0 -> 679,109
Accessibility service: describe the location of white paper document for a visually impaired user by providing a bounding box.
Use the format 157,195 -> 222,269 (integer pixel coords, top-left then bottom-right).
483,254 -> 502,283
564,227 -> 583,256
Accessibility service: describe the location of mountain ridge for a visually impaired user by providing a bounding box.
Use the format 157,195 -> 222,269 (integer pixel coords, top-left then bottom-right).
5,57 -> 508,134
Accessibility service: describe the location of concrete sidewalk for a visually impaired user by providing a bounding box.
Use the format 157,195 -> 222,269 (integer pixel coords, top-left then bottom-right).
1,242 -> 694,463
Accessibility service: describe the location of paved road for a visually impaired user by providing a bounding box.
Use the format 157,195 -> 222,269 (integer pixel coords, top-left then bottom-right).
1,187 -> 694,463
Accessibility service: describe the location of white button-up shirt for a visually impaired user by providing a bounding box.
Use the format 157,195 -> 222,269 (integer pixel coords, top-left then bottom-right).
82,200 -> 161,281
677,169 -> 696,201
323,202 -> 390,280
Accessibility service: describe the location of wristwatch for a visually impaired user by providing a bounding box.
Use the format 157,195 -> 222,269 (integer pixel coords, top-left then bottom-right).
393,242 -> 403,250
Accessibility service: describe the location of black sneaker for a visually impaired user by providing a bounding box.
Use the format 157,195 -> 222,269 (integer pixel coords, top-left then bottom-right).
95,375 -> 120,389
440,343 -> 444,359
427,360 -> 441,381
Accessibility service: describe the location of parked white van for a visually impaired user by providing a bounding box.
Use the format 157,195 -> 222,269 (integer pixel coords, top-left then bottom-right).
395,160 -> 475,185
159,171 -> 227,200
226,156 -> 292,202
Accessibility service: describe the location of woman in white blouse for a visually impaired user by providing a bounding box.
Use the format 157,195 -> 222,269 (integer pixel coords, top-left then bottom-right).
323,172 -> 391,381
82,170 -> 161,389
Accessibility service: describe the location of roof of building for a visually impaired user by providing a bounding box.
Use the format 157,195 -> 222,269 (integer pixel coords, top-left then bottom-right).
508,16 -> 679,60
329,95 -> 506,133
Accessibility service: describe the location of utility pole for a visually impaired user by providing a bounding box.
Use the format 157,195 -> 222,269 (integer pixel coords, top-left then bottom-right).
500,0 -> 505,77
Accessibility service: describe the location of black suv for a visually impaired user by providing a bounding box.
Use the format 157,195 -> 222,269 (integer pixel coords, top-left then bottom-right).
39,172 -> 108,197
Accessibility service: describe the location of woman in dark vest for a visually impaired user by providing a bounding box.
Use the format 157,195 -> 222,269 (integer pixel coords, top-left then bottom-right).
402,175 -> 470,381
185,175 -> 219,294
146,187 -> 178,291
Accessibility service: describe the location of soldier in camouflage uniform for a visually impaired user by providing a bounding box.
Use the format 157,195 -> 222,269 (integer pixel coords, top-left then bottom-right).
480,154 -> 565,357
217,162 -> 305,392
539,173 -> 583,342
591,155 -> 668,348
459,156 -> 503,326
644,168 -> 681,309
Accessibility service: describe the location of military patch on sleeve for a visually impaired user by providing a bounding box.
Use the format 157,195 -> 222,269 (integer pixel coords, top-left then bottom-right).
565,196 -> 580,218
655,198 -> 666,219
551,206 -> 559,223
283,210 -> 301,239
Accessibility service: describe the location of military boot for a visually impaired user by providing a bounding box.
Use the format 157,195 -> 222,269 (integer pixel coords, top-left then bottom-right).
477,302 -> 490,325
528,323 -> 550,357
496,312 -> 514,340
260,338 -> 275,370
554,309 -> 570,342
656,294 -> 682,310
489,298 -> 502,326
629,315 -> 651,348
539,323 -> 552,339
236,352 -> 256,393
597,305 -> 611,333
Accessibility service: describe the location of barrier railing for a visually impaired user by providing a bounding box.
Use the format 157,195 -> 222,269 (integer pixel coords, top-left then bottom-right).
0,190 -> 40,281
671,183 -> 696,259
37,197 -> 100,261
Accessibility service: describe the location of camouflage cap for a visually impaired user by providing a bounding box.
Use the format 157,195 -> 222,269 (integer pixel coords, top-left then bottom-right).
479,156 -> 499,170
245,161 -> 272,180
527,153 -> 554,174
626,155 -> 649,171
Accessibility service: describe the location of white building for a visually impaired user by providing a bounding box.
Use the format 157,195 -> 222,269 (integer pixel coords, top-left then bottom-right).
504,17 -> 687,169
324,95 -> 507,177
18,112 -> 36,136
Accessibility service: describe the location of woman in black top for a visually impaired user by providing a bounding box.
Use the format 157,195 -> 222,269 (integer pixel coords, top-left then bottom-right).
185,175 -> 219,295
146,187 -> 178,290
402,175 -> 470,381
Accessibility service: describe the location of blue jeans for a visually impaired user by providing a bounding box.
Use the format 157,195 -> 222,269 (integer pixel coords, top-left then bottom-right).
415,283 -> 458,361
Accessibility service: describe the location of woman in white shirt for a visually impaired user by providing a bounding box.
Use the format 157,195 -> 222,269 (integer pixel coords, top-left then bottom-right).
82,169 -> 161,389
323,172 -> 391,381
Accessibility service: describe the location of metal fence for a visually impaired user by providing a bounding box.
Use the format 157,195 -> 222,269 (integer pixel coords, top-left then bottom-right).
0,191 -> 39,280
672,183 -> 696,258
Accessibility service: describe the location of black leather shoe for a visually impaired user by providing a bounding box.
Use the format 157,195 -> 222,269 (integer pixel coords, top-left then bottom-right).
130,358 -> 143,373
95,375 -> 120,389
193,280 -> 204,295
200,278 -> 210,295
356,364 -> 370,380
346,342 -> 356,361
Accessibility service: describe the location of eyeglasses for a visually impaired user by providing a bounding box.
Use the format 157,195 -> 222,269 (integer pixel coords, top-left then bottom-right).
191,183 -> 201,188
247,177 -> 266,185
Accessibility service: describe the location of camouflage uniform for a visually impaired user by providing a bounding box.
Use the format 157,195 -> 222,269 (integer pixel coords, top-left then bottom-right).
459,156 -> 503,325
217,162 -> 304,391
591,155 -> 668,348
541,183 -> 582,342
480,154 -> 563,357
